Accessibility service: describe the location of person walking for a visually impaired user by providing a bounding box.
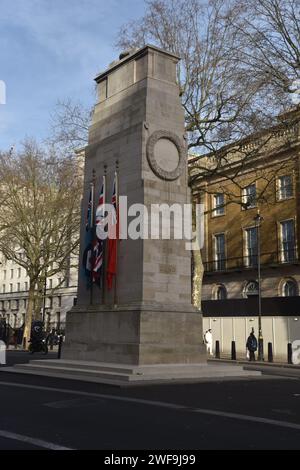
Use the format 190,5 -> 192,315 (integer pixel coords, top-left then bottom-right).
246,330 -> 258,361
204,329 -> 213,356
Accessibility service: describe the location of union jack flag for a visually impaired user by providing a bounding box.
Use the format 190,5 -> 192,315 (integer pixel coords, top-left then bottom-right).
93,180 -> 105,285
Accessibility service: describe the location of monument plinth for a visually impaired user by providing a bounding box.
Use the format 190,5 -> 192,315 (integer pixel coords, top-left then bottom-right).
62,45 -> 206,366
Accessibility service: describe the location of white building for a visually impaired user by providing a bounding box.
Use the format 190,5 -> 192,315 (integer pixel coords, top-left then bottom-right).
0,253 -> 78,332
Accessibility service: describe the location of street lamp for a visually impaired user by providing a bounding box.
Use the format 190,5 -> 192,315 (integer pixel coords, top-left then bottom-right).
254,210 -> 264,361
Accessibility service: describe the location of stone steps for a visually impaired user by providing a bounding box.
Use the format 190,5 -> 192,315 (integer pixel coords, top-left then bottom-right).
2,359 -> 261,386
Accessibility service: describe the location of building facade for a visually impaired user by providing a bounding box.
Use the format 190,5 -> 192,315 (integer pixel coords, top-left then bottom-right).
0,253 -> 78,333
191,109 -> 300,358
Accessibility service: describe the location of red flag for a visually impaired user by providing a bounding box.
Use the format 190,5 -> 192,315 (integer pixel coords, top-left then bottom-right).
107,174 -> 118,290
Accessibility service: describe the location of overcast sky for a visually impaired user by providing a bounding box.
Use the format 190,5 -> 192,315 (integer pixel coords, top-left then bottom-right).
0,0 -> 145,149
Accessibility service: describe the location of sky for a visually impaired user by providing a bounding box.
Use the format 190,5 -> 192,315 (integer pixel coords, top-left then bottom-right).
0,0 -> 145,149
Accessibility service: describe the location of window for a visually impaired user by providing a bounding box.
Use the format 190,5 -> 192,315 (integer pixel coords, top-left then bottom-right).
2,284 -> 5,293
214,233 -> 226,271
15,300 -> 19,311
3,270 -> 6,280
48,297 -> 53,309
245,227 -> 258,267
58,296 -> 62,308
212,194 -> 225,216
280,220 -> 295,262
244,281 -> 259,298
242,184 -> 256,209
49,279 -> 53,289
18,268 -> 21,278
24,281 -> 28,291
10,269 -> 13,279
24,299 -> 27,309
10,283 -> 13,293
216,285 -> 227,300
278,175 -> 293,200
282,280 -> 298,297
17,283 -> 20,292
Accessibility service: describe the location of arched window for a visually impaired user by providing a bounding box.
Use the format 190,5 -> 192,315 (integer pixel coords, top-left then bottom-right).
282,280 -> 298,297
244,281 -> 259,298
213,284 -> 227,300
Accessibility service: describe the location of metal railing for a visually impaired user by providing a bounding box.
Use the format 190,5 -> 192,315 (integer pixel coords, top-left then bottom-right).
204,249 -> 298,273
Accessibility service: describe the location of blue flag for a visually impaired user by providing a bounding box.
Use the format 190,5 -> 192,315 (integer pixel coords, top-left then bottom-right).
82,189 -> 93,287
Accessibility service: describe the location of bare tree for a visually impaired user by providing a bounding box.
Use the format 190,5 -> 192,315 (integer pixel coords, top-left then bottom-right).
0,141 -> 82,346
48,98 -> 92,157
116,0 -> 299,159
232,0 -> 300,107
116,0 -> 299,308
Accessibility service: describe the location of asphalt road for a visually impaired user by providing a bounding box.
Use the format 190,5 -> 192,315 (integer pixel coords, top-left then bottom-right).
0,352 -> 300,450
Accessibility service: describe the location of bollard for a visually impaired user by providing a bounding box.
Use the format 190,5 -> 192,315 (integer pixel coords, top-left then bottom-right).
231,341 -> 236,361
58,335 -> 63,359
268,342 -> 273,363
215,340 -> 220,359
288,343 -> 293,364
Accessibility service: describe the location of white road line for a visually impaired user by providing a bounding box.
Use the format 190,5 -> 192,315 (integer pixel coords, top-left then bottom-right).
0,430 -> 73,450
193,409 -> 300,431
1,380 -> 300,433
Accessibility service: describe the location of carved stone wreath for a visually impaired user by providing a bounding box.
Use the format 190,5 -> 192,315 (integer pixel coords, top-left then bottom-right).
146,130 -> 186,181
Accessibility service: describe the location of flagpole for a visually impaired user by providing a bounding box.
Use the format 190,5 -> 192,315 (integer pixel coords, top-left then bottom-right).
90,169 -> 96,306
114,161 -> 119,307
102,165 -> 107,305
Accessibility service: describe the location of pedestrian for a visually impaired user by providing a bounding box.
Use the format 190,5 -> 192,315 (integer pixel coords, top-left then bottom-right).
204,329 -> 213,356
246,330 -> 258,361
47,328 -> 56,350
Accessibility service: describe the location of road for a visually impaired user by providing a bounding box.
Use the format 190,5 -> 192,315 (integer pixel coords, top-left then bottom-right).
0,352 -> 300,450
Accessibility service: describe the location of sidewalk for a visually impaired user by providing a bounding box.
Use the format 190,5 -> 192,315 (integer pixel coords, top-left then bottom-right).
208,357 -> 300,379
6,346 -> 59,352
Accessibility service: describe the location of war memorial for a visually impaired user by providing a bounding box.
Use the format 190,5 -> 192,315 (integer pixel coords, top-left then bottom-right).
8,46 -> 258,384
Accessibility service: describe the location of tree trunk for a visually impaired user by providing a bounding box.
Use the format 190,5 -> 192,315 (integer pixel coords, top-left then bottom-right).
191,195 -> 204,310
33,289 -> 43,321
23,281 -> 36,350
192,248 -> 204,310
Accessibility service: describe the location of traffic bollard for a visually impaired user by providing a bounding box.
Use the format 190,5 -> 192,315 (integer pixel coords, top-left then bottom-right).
268,342 -> 273,363
215,340 -> 220,359
231,341 -> 236,361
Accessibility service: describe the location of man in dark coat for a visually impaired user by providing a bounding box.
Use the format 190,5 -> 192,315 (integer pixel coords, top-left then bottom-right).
246,330 -> 258,361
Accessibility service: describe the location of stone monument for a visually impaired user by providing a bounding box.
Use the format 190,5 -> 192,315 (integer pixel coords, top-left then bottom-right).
63,45 -> 206,367
7,46 -> 260,383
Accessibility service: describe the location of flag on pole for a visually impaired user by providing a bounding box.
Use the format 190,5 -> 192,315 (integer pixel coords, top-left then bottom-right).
82,188 -> 94,286
106,173 -> 118,290
93,179 -> 105,285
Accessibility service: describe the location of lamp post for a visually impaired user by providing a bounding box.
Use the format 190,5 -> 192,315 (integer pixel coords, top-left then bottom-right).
254,210 -> 264,361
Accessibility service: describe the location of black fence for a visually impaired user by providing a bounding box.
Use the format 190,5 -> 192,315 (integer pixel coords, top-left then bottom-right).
204,250 -> 299,273
202,296 -> 300,317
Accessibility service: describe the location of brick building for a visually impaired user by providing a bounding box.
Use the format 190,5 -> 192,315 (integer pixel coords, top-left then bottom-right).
190,108 -> 300,358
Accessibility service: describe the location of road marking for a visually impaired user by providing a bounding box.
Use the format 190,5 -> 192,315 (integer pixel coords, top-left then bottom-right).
0,430 -> 73,450
192,409 -> 300,431
1,380 -> 300,433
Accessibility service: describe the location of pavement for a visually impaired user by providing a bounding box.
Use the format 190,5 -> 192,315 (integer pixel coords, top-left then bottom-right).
208,358 -> 300,379
0,351 -> 300,450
